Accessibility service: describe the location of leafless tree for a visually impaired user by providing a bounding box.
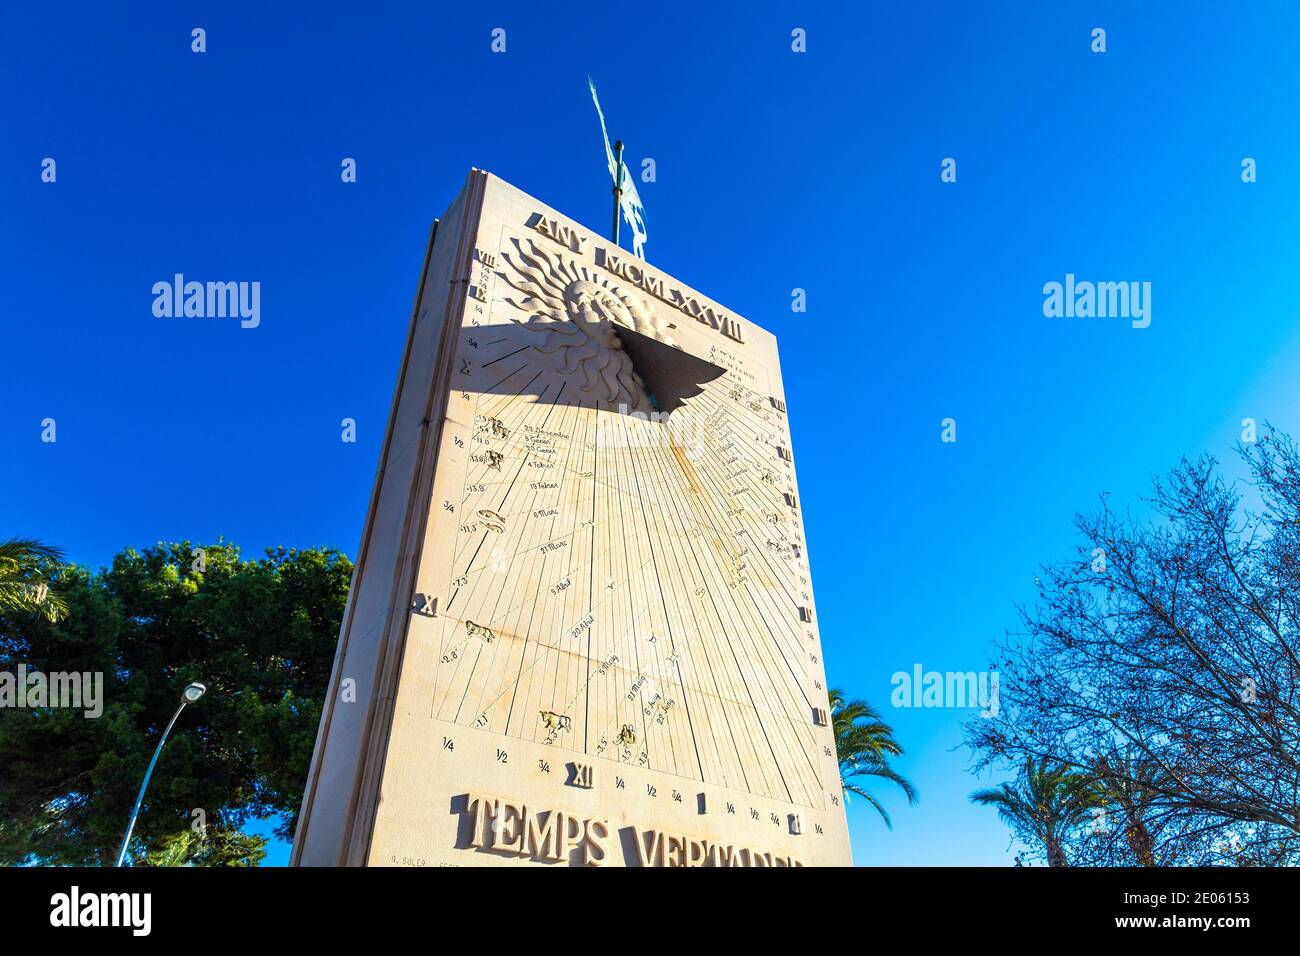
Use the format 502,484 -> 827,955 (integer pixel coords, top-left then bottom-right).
967,428 -> 1300,865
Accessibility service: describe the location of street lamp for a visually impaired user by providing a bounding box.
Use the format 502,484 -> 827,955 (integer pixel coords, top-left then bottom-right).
113,681 -> 208,867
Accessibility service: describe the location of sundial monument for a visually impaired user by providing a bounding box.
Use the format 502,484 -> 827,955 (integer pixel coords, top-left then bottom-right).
291,171 -> 852,866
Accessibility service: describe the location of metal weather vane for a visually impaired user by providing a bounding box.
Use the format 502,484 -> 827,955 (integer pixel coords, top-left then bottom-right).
588,77 -> 647,259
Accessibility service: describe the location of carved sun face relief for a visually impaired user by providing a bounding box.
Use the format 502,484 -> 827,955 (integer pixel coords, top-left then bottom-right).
496,238 -> 675,413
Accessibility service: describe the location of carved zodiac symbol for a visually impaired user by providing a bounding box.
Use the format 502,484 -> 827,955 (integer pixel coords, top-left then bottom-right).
616,724 -> 637,747
539,711 -> 572,734
464,620 -> 496,643
477,508 -> 506,530
486,417 -> 509,438
485,450 -> 503,471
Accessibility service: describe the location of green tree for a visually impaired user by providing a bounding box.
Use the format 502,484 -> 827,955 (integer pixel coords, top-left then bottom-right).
970,758 -> 1102,866
139,827 -> 267,867
829,688 -> 917,827
0,538 -> 68,622
0,540 -> 350,865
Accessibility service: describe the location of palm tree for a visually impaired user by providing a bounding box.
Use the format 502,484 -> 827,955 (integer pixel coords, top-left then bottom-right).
970,757 -> 1102,866
1093,748 -> 1164,866
0,537 -> 68,622
829,688 -> 917,827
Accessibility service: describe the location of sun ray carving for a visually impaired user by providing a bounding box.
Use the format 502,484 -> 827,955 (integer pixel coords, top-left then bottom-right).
496,238 -> 675,413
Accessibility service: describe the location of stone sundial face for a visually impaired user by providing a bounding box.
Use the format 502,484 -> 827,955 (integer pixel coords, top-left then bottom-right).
293,171 -> 851,868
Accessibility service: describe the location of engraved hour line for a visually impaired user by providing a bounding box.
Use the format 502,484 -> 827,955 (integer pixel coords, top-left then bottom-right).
606,413 -> 677,775
470,535 -> 648,643
537,396 -> 592,746
519,375 -> 810,744
642,392 -> 805,677
453,434 -> 723,591
689,407 -> 800,609
434,357 -> 824,804
438,371 -> 563,673
583,411 -> 597,754
679,396 -> 820,791
441,383 -> 567,720
492,378 -> 567,509
486,360 -> 544,395
559,398 -> 598,754
630,411 -> 764,792
623,378 -> 799,608
682,387 -> 825,798
622,405 -> 737,785
467,390 -> 579,738
612,412 -> 670,775
456,392 -> 587,727
456,392 -> 763,562
631,411 -> 788,800
452,376 -> 556,510
619,418 -> 703,779
480,564 -> 770,789
742,577 -> 825,793
591,412 -> 652,770
498,553 -> 658,743
639,374 -> 819,803
479,344 -> 530,368
450,395 -> 624,571
699,381 -> 805,606
684,453 -> 811,742
459,390 -> 587,724
674,424 -> 811,715
635,385 -> 817,795
621,414 -> 713,785
465,395 -> 587,697
691,401 -> 807,657
455,400 -> 574,727
457,400 -> 712,780
499,395 -> 593,736
444,404 -> 546,610
448,367 -> 545,571
582,422 -> 658,771
577,398 -> 774,790
502,395 -> 588,735
527,447 -> 670,770
447,398 -> 582,728
696,392 -> 826,743
643,430 -> 777,797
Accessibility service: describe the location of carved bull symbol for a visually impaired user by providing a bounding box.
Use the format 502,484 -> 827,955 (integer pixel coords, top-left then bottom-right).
539,711 -> 572,734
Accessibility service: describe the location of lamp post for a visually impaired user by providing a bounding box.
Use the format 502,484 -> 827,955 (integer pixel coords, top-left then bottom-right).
113,681 -> 208,867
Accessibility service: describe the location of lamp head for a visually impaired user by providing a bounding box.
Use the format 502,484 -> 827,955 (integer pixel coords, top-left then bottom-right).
182,682 -> 207,704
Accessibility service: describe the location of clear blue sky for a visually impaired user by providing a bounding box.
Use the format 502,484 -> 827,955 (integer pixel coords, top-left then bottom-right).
6,2 -> 1300,866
